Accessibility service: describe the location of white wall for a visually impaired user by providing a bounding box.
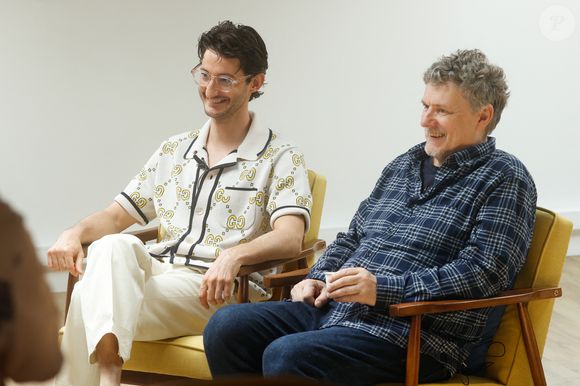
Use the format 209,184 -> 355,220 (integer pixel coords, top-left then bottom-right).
2,0 -> 580,272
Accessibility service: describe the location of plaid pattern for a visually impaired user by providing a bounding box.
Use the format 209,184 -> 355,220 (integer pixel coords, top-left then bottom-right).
308,137 -> 537,374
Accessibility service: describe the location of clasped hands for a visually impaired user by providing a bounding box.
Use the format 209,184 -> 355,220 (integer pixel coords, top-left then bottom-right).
291,267 -> 377,307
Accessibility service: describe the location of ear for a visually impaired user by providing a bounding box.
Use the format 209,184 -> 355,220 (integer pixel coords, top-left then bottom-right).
477,104 -> 494,131
249,73 -> 265,93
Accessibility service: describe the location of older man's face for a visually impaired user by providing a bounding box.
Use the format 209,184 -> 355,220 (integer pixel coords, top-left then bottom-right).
421,82 -> 491,167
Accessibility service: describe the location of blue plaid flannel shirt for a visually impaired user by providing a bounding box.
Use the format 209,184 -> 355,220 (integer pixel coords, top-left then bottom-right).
307,137 -> 537,374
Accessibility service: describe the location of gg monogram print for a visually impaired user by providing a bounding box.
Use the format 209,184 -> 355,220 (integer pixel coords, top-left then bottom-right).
114,113 -> 312,302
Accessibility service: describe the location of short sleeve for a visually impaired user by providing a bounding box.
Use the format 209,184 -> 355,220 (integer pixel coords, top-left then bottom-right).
266,148 -> 312,232
114,145 -> 161,225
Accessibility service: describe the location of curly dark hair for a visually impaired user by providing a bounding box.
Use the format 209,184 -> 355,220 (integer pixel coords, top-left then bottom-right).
198,21 -> 268,101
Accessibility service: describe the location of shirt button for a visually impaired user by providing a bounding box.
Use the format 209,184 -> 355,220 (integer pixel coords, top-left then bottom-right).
195,207 -> 204,215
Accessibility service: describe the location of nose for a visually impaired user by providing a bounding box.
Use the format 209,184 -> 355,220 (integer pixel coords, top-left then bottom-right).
204,77 -> 220,96
421,107 -> 435,128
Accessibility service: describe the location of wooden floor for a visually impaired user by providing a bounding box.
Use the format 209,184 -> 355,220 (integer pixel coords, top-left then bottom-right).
542,255 -> 580,385
7,256 -> 580,386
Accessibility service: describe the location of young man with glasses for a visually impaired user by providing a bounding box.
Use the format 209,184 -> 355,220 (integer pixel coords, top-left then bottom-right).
50,21 -> 312,386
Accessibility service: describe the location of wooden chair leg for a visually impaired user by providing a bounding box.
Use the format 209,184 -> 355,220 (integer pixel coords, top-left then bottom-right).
237,275 -> 249,303
281,286 -> 291,299
517,303 -> 547,386
405,315 -> 422,386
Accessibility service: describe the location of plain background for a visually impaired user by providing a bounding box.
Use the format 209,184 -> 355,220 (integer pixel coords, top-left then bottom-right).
1,0 -> 579,262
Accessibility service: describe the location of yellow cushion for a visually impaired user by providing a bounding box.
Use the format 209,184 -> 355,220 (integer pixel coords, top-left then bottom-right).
123,335 -> 211,379
60,327 -> 211,379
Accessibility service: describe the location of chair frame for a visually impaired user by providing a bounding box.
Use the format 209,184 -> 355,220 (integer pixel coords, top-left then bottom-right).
388,287 -> 561,386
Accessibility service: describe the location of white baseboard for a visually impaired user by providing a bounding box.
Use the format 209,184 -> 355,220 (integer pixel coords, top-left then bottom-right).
554,210 -> 579,257
558,210 -> 580,230
566,230 -> 580,257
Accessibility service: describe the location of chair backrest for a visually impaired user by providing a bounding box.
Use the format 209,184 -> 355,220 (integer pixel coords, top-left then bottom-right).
276,169 -> 326,272
304,169 -> 327,266
485,208 -> 572,385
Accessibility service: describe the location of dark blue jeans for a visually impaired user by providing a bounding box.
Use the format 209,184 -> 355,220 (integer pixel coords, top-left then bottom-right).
203,301 -> 449,386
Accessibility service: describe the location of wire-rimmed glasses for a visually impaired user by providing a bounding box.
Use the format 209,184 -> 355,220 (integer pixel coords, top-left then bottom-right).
191,65 -> 253,92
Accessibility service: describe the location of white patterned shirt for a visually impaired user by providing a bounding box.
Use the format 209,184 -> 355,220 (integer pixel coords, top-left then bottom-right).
115,112 -> 312,300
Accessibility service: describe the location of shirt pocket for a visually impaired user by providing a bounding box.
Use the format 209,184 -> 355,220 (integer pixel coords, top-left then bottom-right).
213,186 -> 259,231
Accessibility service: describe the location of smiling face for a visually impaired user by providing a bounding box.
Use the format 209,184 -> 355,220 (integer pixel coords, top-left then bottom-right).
197,49 -> 264,122
421,82 -> 493,167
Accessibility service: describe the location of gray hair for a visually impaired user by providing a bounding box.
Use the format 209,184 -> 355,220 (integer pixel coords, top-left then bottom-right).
423,49 -> 509,133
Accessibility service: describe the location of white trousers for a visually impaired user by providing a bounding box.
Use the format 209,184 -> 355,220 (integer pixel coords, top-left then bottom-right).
56,234 -> 234,386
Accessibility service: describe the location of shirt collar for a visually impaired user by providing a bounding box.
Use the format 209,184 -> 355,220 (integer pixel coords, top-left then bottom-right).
237,112 -> 273,160
408,137 -> 496,167
184,112 -> 272,162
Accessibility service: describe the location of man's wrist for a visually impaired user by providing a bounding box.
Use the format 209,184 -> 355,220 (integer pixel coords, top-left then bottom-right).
62,227 -> 83,242
220,245 -> 247,266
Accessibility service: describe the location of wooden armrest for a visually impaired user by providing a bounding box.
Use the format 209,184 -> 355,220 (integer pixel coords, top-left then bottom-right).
263,267 -> 311,288
389,287 -> 562,318
237,239 -> 326,276
394,287 -> 561,386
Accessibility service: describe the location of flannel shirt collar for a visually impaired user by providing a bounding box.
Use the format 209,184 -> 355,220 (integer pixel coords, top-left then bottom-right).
409,137 -> 496,168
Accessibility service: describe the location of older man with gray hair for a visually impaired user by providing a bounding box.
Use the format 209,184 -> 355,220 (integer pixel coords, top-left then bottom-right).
203,49 -> 537,385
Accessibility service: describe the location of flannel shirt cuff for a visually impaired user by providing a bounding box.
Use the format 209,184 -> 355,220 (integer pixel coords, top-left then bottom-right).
374,275 -> 405,311
306,271 -> 325,282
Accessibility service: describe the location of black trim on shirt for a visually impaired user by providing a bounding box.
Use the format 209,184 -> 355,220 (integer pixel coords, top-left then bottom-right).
170,149 -> 245,261
187,168 -> 224,258
256,129 -> 273,157
225,186 -> 258,191
170,165 -> 205,263
148,253 -> 167,263
120,192 -> 149,224
271,205 -> 311,216
183,134 -> 199,160
210,161 -> 237,170
171,156 -> 238,261
193,154 -> 209,170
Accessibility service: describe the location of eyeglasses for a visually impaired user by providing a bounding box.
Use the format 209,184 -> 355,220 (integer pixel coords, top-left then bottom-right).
191,65 -> 254,92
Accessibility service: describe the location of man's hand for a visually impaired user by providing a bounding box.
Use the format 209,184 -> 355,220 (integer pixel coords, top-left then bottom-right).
46,203 -> 137,277
47,230 -> 84,277
291,279 -> 329,308
326,267 -> 377,306
199,250 -> 241,309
